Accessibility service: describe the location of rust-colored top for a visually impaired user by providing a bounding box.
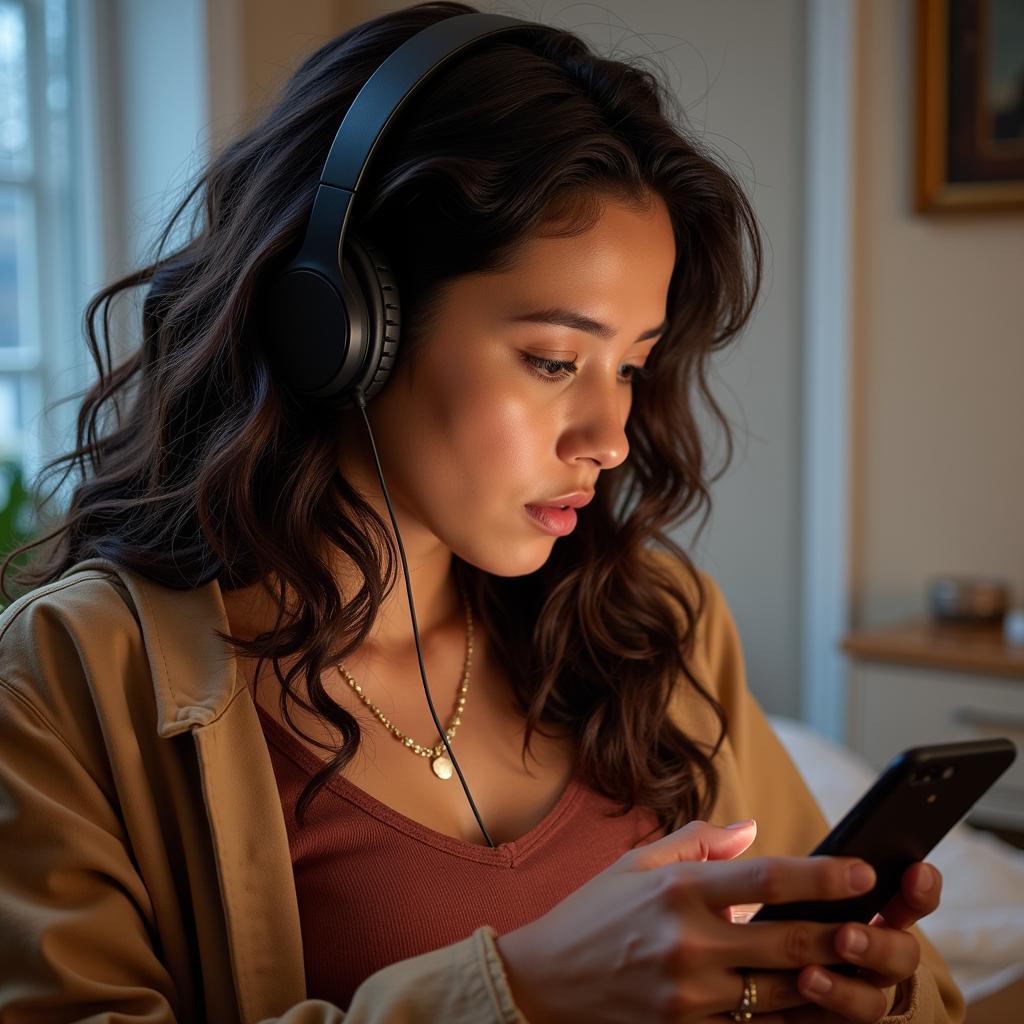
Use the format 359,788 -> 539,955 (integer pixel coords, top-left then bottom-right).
256,702 -> 665,1010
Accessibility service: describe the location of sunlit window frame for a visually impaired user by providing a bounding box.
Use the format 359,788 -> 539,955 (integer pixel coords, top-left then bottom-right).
0,0 -> 88,500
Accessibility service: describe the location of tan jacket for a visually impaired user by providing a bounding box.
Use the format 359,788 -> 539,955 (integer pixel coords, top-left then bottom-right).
0,554 -> 964,1023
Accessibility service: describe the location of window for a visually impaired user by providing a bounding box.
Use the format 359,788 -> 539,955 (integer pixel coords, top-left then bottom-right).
0,0 -> 78,497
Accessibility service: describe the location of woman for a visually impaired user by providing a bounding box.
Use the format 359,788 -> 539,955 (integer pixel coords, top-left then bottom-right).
0,2 -> 963,1021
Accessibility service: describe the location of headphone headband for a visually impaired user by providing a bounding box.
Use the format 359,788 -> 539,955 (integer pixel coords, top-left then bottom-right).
321,13 -> 538,191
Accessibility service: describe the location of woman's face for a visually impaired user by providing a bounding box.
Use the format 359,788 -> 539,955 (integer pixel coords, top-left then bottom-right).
337,194 -> 677,582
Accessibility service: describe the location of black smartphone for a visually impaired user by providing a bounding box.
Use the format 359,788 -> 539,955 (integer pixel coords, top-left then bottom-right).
749,736 -> 1017,929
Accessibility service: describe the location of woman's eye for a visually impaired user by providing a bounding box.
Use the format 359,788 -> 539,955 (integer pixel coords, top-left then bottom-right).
521,353 -> 651,385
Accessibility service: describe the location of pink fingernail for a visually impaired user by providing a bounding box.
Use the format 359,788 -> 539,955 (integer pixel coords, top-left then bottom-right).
726,819 -> 755,829
806,969 -> 832,995
843,927 -> 868,955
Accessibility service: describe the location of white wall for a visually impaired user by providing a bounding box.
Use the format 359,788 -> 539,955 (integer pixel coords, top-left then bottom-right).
606,1 -> 809,717
850,0 -> 1024,627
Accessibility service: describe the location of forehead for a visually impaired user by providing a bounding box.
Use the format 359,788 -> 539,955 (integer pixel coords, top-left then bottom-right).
456,197 -> 677,327
515,196 -> 675,284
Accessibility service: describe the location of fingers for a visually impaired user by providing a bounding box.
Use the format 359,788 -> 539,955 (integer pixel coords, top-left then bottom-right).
753,1007 -> 850,1024
778,921 -> 920,1022
669,968 -> 809,1020
658,856 -> 931,1022
875,862 -> 942,931
665,853 -> 876,911
621,818 -> 758,873
832,918 -> 921,987
689,914 -> 844,972
794,964 -> 899,1023
711,904 -> 919,1002
721,970 -> 806,1016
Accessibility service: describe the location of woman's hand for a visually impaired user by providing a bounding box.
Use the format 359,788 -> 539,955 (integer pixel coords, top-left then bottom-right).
494,819 -> 881,1024
756,861 -> 944,1023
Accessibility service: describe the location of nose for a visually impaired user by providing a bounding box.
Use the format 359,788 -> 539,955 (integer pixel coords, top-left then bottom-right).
560,380 -> 631,471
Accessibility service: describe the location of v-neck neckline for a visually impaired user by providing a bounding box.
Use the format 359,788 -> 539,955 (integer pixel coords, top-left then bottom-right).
255,700 -> 585,865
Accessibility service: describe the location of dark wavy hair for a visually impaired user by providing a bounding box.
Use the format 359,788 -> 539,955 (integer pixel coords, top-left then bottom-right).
3,1 -> 762,833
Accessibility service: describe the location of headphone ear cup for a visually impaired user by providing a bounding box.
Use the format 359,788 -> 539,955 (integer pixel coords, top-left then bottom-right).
343,234 -> 401,405
266,262 -> 361,400
267,234 -> 401,406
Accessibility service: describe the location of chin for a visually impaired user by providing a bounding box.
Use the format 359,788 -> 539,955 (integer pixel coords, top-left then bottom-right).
502,544 -> 558,578
456,540 -> 554,579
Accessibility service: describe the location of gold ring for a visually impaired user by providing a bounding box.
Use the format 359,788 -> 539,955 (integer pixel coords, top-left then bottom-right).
729,971 -> 757,1022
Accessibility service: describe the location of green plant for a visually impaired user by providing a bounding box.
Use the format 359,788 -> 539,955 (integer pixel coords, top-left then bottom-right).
0,458 -> 37,610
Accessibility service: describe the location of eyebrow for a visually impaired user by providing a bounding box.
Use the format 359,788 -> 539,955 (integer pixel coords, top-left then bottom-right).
505,307 -> 669,342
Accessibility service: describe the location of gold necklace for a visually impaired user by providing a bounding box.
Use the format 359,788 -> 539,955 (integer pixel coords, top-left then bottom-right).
336,582 -> 473,780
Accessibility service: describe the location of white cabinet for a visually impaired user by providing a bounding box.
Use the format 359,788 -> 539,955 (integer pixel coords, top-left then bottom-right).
842,621 -> 1024,832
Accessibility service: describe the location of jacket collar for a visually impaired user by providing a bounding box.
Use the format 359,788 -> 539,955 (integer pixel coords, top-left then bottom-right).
59,557 -> 309,1019
59,557 -> 239,737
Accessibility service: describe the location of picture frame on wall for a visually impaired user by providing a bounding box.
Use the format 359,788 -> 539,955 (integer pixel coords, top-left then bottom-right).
914,0 -> 1024,212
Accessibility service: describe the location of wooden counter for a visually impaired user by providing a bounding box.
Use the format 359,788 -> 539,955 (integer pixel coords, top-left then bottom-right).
841,619 -> 1024,680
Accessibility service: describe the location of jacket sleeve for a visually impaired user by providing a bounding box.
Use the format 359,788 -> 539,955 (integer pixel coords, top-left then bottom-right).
693,568 -> 966,1024
0,589 -> 525,1024
280,926 -> 524,1024
0,674 -> 184,1020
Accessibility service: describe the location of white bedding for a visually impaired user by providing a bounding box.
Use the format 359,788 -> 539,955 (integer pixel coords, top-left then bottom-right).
767,714 -> 1024,1004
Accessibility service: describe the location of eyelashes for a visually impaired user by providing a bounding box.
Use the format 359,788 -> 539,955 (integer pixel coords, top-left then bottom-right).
521,353 -> 653,386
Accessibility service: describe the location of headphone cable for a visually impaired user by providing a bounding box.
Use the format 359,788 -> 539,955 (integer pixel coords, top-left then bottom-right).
352,387 -> 497,849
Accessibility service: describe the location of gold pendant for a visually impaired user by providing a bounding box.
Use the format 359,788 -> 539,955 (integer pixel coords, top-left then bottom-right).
431,755 -> 453,780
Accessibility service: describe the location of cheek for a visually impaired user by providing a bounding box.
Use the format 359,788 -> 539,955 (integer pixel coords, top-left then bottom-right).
475,396 -> 540,466
462,394 -> 546,493
418,363 -> 550,502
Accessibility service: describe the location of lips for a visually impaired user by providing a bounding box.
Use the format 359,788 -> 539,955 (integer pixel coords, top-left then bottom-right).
524,504 -> 578,536
531,491 -> 595,510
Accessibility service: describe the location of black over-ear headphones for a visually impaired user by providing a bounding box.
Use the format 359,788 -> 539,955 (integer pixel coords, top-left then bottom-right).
264,12 -> 552,849
265,12 -> 539,407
